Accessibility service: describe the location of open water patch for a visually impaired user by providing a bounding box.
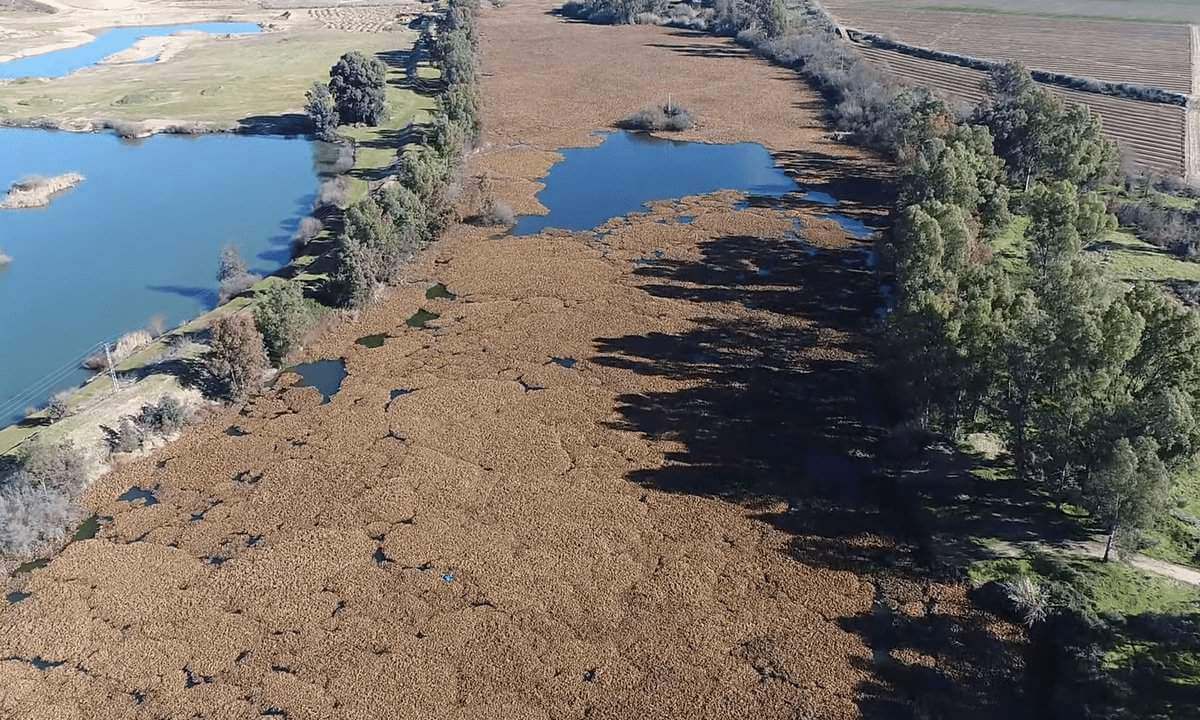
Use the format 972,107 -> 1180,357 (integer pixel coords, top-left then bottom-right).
117,486 -> 159,506
287,359 -> 346,404
406,309 -> 439,328
825,213 -> 876,240
512,131 -> 796,235
425,283 -> 455,300
356,333 -> 389,348
0,22 -> 262,79
71,514 -> 106,541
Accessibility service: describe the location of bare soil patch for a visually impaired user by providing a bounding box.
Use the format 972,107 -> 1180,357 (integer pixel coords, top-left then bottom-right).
0,2 -> 1026,718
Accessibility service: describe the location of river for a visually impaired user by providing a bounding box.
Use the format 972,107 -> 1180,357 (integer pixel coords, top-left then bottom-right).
0,127 -> 320,423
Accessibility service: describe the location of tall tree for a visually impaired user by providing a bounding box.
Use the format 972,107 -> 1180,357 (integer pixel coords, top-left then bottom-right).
304,82 -> 338,140
329,51 -> 388,126
1087,436 -> 1171,561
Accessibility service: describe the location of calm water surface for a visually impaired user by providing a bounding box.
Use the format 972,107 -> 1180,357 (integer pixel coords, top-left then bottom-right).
0,128 -> 318,423
513,131 -> 796,235
0,22 -> 261,79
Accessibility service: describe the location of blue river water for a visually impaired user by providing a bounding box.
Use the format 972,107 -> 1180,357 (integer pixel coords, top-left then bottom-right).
0,128 -> 319,423
513,131 -> 797,235
0,22 -> 261,79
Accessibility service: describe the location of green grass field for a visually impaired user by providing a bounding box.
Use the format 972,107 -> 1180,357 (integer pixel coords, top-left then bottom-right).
338,58 -> 440,202
0,29 -> 422,129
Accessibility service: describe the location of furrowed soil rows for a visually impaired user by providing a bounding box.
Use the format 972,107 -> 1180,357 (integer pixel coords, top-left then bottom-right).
308,6 -> 421,32
826,5 -> 1192,94
857,45 -> 1187,176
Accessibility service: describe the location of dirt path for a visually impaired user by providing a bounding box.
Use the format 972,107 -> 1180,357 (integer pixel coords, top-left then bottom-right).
0,4 -> 1026,719
1066,540 -> 1200,587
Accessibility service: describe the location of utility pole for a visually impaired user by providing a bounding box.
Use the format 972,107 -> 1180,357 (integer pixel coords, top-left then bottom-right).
103,342 -> 119,394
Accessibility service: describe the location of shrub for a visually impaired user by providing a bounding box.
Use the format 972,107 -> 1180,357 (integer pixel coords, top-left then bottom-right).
293,217 -> 324,245
1004,575 -> 1049,627
480,196 -> 515,226
329,51 -> 388,126
21,440 -> 87,492
81,329 -> 152,371
1112,199 -> 1200,259
217,245 -> 261,304
137,395 -> 187,435
106,417 -> 144,454
146,314 -> 167,338
0,482 -> 75,556
619,103 -> 694,131
207,314 -> 269,399
304,81 -> 339,140
253,281 -> 312,364
46,392 -> 69,422
316,177 -> 350,209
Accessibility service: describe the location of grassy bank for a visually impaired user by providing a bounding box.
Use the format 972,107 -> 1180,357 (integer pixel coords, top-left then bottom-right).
0,28 -> 425,131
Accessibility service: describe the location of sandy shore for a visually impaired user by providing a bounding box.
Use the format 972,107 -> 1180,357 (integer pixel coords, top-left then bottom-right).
96,30 -> 200,65
0,2 -> 1026,718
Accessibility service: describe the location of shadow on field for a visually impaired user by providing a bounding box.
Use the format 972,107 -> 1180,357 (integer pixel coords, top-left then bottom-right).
237,113 -> 310,136
591,192 -> 1035,717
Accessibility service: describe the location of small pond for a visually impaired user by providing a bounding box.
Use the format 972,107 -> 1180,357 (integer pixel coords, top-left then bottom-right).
512,131 -> 796,235
0,22 -> 262,79
0,128 -> 319,424
288,359 -> 346,404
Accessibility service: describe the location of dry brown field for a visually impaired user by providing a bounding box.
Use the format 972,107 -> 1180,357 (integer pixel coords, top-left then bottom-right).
826,4 -> 1193,93
857,45 -> 1188,177
0,1 -> 1029,717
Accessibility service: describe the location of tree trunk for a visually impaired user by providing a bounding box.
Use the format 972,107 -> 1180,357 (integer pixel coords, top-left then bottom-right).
1103,524 -> 1117,562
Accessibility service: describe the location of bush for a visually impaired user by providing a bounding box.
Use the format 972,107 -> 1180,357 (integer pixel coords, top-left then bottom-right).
0,482 -> 75,556
294,217 -> 324,245
316,177 -> 350,209
146,314 -> 167,338
105,417 -> 144,454
217,245 -> 261,304
136,395 -> 187,435
253,282 -> 312,364
619,103 -> 694,131
1004,575 -> 1049,627
480,196 -> 515,226
329,51 -> 388,126
207,314 -> 269,399
304,81 -> 339,140
562,0 -> 666,24
1113,199 -> 1200,259
83,329 -> 155,370
46,392 -> 69,422
21,440 -> 87,492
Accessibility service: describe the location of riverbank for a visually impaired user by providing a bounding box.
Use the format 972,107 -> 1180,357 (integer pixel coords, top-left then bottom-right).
0,23 -> 440,448
0,1 -> 1029,717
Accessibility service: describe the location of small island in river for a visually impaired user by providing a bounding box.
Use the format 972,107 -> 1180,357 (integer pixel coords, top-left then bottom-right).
1,172 -> 85,209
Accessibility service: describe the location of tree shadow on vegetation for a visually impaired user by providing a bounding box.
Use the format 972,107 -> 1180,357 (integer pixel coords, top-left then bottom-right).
236,113 -> 311,136
349,125 -> 426,183
593,213 -> 1034,716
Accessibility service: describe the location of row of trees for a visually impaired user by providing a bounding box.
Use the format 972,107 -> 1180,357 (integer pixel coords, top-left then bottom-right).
883,63 -> 1200,561
204,1 -> 485,398
332,0 -> 482,308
